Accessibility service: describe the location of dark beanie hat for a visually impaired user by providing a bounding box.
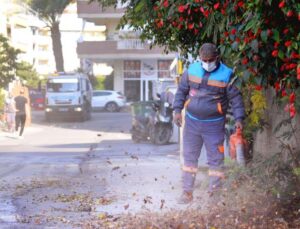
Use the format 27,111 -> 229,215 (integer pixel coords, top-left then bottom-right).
199,43 -> 219,58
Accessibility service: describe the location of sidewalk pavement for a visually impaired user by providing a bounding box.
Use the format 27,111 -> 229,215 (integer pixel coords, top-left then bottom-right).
84,134 -> 210,216
0,126 -> 42,146
91,153 -> 211,216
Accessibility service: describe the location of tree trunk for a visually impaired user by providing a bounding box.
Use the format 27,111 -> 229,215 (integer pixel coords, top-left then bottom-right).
50,22 -> 64,72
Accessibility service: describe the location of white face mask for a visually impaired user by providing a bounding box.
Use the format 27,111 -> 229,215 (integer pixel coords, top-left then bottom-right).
201,61 -> 217,72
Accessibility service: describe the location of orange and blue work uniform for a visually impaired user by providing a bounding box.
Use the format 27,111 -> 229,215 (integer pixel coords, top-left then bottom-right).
173,62 -> 245,192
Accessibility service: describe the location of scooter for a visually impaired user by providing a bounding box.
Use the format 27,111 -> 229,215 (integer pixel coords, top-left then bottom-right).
148,95 -> 173,145
130,96 -> 173,145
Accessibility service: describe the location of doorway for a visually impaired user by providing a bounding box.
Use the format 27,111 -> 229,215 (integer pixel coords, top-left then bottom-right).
124,80 -> 140,102
124,79 -> 155,102
140,79 -> 154,101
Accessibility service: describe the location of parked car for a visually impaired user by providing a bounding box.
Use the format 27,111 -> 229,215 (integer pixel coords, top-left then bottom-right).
92,90 -> 126,112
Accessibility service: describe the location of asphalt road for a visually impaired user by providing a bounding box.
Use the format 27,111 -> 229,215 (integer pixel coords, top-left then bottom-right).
0,110 -> 194,228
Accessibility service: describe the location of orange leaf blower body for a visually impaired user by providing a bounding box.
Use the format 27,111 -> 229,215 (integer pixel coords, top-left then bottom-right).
229,128 -> 248,165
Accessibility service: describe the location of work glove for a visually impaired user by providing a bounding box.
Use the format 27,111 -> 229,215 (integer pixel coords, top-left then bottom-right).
174,112 -> 182,127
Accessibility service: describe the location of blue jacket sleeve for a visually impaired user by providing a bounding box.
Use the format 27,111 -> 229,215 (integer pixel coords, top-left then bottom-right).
173,70 -> 190,114
226,76 -> 245,122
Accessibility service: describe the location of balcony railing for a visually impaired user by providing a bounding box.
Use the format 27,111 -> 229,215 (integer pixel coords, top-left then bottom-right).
117,39 -> 146,49
77,0 -> 124,16
123,70 -> 172,79
77,40 -> 176,59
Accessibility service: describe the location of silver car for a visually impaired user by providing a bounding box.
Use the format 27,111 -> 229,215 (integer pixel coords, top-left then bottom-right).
92,90 -> 127,112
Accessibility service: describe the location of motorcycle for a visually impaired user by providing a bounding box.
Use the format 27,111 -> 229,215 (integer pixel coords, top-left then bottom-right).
130,95 -> 173,145
149,98 -> 173,145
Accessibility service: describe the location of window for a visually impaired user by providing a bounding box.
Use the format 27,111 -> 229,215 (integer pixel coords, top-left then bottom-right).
47,79 -> 79,92
158,60 -> 172,78
124,60 -> 141,78
93,91 -> 112,96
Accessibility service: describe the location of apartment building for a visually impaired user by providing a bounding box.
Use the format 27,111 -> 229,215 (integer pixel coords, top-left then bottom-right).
0,1 -> 105,76
76,0 -> 176,101
0,1 -> 53,74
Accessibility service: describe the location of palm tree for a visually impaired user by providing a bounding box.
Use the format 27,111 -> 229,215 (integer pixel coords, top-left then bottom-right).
26,0 -> 73,72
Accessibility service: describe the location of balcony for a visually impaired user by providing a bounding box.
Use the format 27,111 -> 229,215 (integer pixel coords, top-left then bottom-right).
77,40 -> 175,61
117,39 -> 146,49
77,0 -> 124,23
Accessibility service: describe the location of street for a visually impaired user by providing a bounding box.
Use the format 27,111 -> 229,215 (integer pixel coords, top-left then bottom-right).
0,110 -> 209,228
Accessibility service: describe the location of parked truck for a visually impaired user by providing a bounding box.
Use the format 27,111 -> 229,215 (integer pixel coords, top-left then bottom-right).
44,73 -> 92,122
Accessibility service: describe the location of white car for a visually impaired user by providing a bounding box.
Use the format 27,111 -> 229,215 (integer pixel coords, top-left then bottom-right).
92,90 -> 127,112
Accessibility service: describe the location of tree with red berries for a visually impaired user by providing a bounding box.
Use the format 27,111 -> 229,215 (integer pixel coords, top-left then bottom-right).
95,0 -> 299,118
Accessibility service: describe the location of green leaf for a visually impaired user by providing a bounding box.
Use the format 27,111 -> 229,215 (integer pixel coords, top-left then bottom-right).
278,50 -> 284,60
244,20 -> 256,31
231,41 -> 239,51
292,41 -> 298,50
220,45 -> 226,55
260,30 -> 268,42
243,70 -> 251,81
250,39 -> 259,52
272,29 -> 280,42
134,1 -> 145,12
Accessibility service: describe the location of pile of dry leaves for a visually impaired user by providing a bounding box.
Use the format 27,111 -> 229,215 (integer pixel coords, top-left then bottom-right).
82,180 -> 299,229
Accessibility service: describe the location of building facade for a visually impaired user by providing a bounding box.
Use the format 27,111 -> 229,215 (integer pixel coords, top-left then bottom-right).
76,0 -> 176,101
0,1 -> 105,76
0,1 -> 53,74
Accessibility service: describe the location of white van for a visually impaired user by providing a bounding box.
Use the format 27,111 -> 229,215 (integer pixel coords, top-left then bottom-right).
44,73 -> 92,121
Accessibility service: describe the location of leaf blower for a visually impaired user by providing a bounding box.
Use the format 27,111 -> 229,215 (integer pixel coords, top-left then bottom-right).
229,127 -> 248,166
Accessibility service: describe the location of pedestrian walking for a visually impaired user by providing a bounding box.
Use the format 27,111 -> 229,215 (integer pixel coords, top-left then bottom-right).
15,89 -> 28,138
173,43 -> 245,204
4,92 -> 16,133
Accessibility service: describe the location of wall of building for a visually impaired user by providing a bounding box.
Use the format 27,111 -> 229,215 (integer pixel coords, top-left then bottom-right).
253,88 -> 300,156
113,60 -> 124,93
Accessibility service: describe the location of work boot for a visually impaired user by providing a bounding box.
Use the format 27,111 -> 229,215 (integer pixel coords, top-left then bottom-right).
177,191 -> 193,204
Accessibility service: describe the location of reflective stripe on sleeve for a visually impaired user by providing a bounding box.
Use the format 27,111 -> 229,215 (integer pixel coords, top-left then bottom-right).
184,98 -> 191,108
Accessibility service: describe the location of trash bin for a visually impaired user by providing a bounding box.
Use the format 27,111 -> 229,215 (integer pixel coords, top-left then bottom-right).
130,101 -> 155,119
130,101 -> 155,143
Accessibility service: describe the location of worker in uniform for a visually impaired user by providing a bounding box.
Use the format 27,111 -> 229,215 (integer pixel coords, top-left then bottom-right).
173,43 -> 245,204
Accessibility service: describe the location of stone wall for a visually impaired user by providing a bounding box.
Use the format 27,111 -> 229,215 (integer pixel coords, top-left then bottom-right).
253,88 -> 300,156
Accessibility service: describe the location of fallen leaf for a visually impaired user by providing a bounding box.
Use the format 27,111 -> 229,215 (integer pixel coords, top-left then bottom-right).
131,155 -> 139,160
160,199 -> 165,209
98,213 -> 107,220
144,196 -> 153,204
124,204 -> 129,210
